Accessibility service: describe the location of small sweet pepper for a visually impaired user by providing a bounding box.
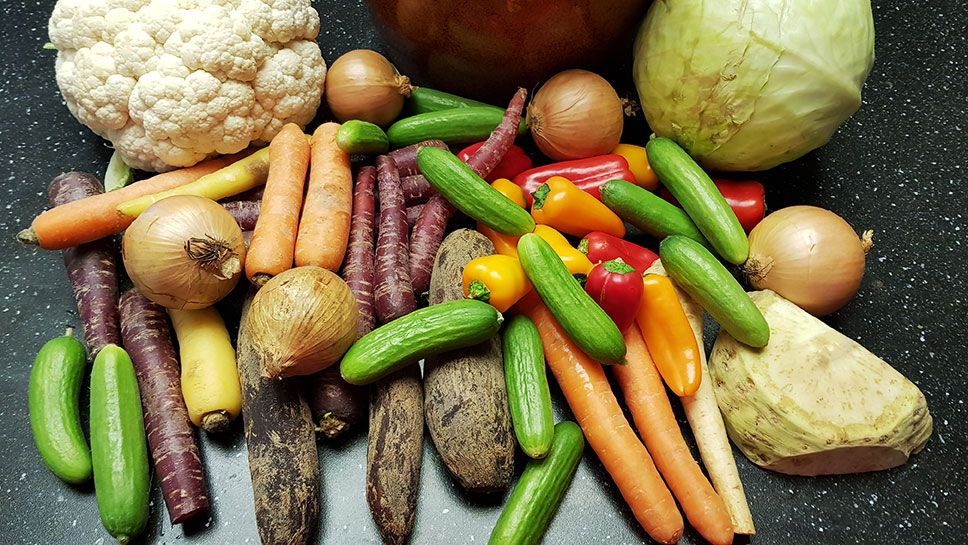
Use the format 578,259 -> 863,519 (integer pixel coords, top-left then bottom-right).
462,254 -> 532,312
530,176 -> 625,238
579,231 -> 659,276
532,225 -> 594,280
584,258 -> 643,333
636,274 -> 701,396
512,154 -> 635,205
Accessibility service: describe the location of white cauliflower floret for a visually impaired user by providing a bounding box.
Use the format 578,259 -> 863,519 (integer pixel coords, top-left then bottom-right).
49,0 -> 326,172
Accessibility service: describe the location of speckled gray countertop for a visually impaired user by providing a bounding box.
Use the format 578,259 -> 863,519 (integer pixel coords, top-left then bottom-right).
1,1 -> 965,544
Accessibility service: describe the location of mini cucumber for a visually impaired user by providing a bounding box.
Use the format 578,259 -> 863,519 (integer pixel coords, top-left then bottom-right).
488,421 -> 584,545
647,137 -> 749,264
336,120 -> 389,155
502,315 -> 554,459
517,233 -> 626,365
388,107 -> 527,148
28,328 -> 91,484
417,146 -> 535,236
90,345 -> 150,545
659,235 -> 770,347
599,179 -> 712,250
406,87 -> 497,113
340,299 -> 503,385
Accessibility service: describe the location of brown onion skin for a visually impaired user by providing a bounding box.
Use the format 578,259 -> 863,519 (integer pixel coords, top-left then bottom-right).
527,69 -> 624,161
325,49 -> 411,127
122,195 -> 245,311
744,205 -> 867,316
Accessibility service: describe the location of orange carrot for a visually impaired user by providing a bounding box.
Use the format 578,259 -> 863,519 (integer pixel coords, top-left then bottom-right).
516,293 -> 683,545
294,122 -> 353,271
614,323 -> 734,545
20,152 -> 249,250
245,124 -> 311,286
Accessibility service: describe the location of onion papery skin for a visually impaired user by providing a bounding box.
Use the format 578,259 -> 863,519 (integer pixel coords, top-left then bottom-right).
527,69 -> 624,161
744,205 -> 866,316
122,195 -> 245,311
325,49 -> 412,127
246,266 -> 359,379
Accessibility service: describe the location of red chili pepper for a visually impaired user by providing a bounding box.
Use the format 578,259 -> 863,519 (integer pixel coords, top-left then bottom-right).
660,178 -> 765,234
512,154 -> 635,206
584,258 -> 643,333
458,141 -> 532,182
579,231 -> 658,276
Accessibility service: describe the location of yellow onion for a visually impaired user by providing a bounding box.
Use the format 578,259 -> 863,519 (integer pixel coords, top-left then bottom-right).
122,195 -> 245,310
325,49 -> 413,127
743,205 -> 873,316
246,266 -> 359,379
527,69 -> 624,161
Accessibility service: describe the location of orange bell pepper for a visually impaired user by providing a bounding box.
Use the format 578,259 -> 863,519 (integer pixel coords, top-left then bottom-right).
611,144 -> 659,191
462,254 -> 532,312
533,225 -> 594,278
636,274 -> 701,396
476,178 -> 528,257
530,176 -> 625,238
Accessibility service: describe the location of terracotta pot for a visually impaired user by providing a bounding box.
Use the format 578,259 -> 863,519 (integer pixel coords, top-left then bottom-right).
366,0 -> 649,103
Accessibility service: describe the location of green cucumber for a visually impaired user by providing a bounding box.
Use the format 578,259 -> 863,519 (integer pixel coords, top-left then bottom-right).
488,421 -> 584,545
417,146 -> 535,236
647,137 -> 749,264
516,233 -> 626,365
407,87 -> 497,113
336,120 -> 389,155
341,299 -> 503,385
502,315 -> 554,459
659,235 -> 770,347
28,328 -> 91,484
388,107 -> 528,148
90,345 -> 150,545
599,179 -> 712,250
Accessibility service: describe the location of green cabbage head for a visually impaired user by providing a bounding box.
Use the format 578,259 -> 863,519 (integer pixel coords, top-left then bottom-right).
633,0 -> 875,172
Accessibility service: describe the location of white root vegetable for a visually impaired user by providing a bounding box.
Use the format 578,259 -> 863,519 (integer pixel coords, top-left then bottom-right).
709,289 -> 933,476
647,260 -> 756,535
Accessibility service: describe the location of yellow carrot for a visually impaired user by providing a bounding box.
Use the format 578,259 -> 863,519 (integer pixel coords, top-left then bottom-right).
117,140 -> 306,217
167,307 -> 243,433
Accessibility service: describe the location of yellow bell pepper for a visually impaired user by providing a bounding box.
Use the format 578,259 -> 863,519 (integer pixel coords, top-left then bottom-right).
462,254 -> 532,312
533,225 -> 594,278
611,143 -> 659,191
530,176 -> 625,238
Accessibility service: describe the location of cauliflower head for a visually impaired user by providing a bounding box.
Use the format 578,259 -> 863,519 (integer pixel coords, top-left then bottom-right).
49,0 -> 327,172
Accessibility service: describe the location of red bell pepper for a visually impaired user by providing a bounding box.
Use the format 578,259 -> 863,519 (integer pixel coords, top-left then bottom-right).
584,258 -> 642,333
458,141 -> 532,182
578,231 -> 658,276
660,178 -> 765,234
512,154 -> 635,206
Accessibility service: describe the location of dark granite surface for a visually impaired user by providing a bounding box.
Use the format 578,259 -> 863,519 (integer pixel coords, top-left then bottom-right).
0,1 -> 965,544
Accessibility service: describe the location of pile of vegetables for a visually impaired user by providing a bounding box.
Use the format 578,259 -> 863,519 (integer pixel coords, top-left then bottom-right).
20,1 -> 933,541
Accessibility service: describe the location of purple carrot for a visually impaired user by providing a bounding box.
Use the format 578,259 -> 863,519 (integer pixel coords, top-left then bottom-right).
401,174 -> 434,206
119,289 -> 210,524
408,195 -> 456,294
407,89 -> 529,294
220,185 -> 265,203
374,156 -> 416,323
309,166 -> 376,438
48,172 -> 120,358
389,139 -> 448,177
406,204 -> 425,229
222,199 -> 261,230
